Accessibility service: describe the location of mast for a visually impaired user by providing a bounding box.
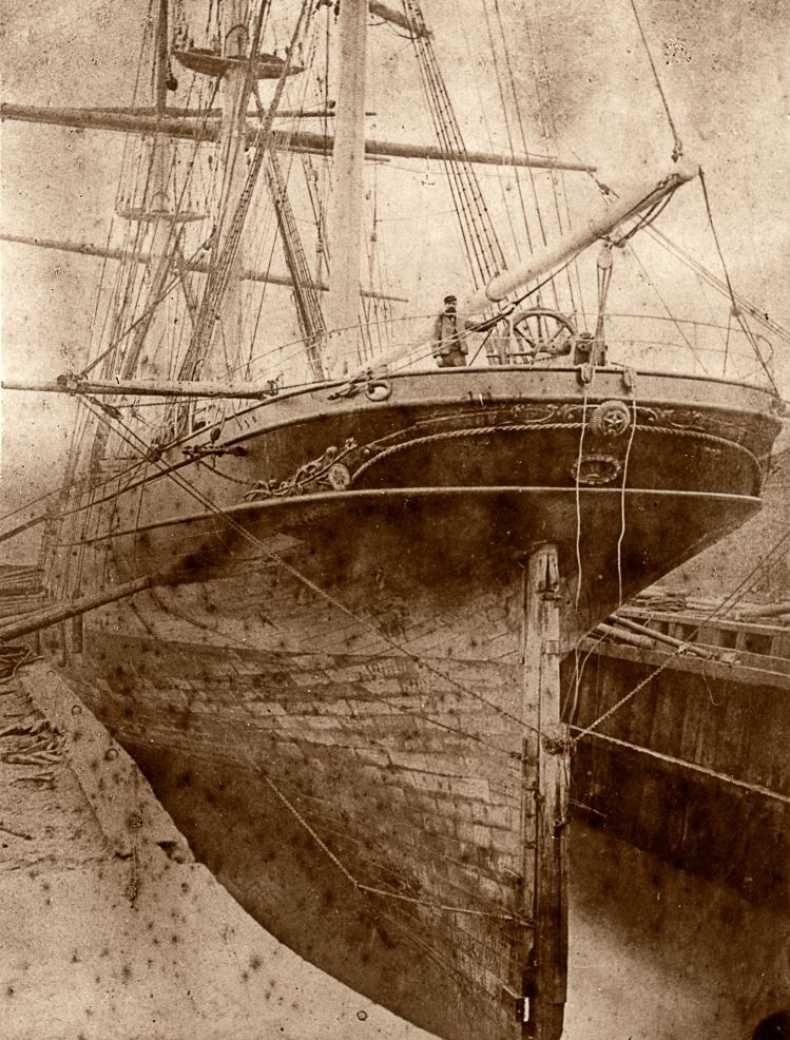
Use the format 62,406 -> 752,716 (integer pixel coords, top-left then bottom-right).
266,152 -> 327,380
212,0 -> 251,376
152,0 -> 170,211
118,0 -> 191,381
325,0 -> 368,373
175,0 -> 255,383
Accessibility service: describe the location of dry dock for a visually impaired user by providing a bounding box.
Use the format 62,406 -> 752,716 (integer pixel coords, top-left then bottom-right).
0,657 -> 431,1040
0,657 -> 787,1039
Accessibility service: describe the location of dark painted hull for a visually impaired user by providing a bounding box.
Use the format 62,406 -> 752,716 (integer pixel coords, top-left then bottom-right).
46,366 -> 781,1040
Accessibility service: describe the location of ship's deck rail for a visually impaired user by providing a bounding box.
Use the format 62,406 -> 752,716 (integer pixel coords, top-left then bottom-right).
255,311 -> 776,390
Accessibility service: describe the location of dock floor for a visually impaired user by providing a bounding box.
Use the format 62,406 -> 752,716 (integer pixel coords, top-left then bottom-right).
0,659 -> 787,1039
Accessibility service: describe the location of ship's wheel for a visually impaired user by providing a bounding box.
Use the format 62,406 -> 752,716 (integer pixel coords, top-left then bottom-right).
509,307 -> 576,362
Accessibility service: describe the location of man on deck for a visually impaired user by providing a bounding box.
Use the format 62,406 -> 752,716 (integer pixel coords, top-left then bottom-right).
432,295 -> 469,368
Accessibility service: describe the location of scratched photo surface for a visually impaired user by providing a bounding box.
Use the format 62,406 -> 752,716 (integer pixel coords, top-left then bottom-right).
1,2 -> 789,1039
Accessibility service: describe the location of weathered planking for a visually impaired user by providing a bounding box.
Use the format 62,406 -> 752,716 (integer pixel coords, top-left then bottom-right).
568,639 -> 790,903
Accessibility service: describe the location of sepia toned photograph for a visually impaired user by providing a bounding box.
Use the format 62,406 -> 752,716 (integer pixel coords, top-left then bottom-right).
1,1 -> 788,1037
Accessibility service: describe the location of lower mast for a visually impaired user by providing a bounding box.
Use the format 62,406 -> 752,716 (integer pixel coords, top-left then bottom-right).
325,0 -> 367,374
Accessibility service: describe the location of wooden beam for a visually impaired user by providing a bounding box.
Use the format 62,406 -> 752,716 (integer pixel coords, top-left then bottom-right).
78,104 -> 337,119
0,231 -> 406,302
0,103 -> 597,172
610,613 -> 713,658
0,575 -> 156,642
737,600 -> 790,620
1,376 -> 314,399
594,621 -> 655,649
522,544 -> 568,1040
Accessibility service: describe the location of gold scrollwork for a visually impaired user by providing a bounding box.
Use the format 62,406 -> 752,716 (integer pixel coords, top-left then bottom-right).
245,438 -> 358,500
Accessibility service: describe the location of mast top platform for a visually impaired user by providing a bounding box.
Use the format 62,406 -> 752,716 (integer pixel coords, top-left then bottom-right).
173,48 -> 304,81
116,204 -> 204,224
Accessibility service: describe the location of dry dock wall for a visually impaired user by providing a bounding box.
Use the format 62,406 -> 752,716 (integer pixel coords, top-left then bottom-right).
567,646 -> 790,904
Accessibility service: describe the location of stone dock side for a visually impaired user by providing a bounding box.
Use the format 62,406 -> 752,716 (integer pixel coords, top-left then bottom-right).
0,659 -> 431,1040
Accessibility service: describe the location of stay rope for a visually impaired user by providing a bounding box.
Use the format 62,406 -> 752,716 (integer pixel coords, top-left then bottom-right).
570,726 -> 790,807
698,169 -> 780,396
628,0 -> 683,161
525,0 -> 581,317
403,0 -> 506,290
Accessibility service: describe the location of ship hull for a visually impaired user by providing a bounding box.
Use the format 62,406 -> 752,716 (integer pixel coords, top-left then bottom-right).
64,367 -> 778,636
58,487 -> 758,1040
46,366 -> 781,1040
69,625 -> 529,1040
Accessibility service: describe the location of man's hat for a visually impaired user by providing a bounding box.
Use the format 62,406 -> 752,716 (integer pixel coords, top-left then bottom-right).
443,294 -> 457,305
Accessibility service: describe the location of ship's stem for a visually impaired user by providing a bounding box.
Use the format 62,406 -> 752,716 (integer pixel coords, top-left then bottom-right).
523,544 -> 568,1040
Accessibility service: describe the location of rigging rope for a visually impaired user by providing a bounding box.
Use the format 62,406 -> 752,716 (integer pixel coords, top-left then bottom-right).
524,0 -> 579,315
402,0 -> 506,289
478,0 -> 529,261
570,726 -> 790,807
581,173 -> 734,378
628,0 -> 683,161
645,225 -> 790,347
506,0 -> 560,311
615,386 -> 638,605
626,242 -> 711,375
698,168 -> 780,395
257,764 -> 530,923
